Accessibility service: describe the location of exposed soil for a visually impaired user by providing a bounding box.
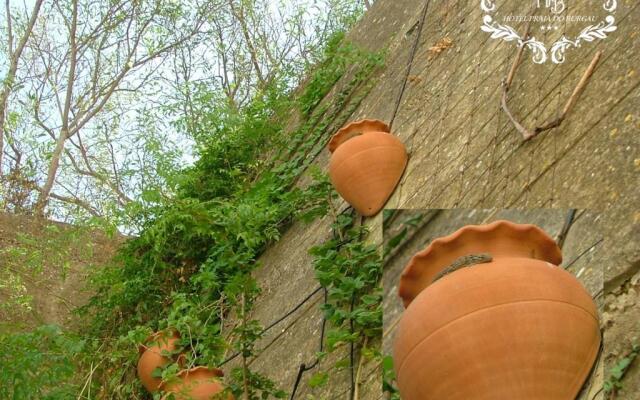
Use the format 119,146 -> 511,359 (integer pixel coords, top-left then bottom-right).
0,213 -> 122,332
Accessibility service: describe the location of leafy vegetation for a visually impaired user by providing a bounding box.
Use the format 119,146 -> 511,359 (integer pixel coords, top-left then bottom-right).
0,222 -> 96,330
0,326 -> 84,399
311,213 -> 382,350
307,211 -> 383,393
0,0 -> 389,397
299,31 -> 353,117
382,355 -> 401,400
604,344 -> 639,398
382,211 -> 426,259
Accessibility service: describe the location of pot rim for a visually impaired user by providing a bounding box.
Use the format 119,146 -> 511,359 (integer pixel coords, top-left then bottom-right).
138,328 -> 180,355
327,119 -> 389,153
398,220 -> 562,307
176,366 -> 225,379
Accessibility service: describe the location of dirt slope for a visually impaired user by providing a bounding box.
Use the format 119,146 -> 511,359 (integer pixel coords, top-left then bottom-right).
0,213 -> 121,332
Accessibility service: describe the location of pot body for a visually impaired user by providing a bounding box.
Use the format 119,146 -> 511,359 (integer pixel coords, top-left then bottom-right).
161,367 -> 232,400
137,331 -> 180,393
393,256 -> 600,400
328,128 -> 407,216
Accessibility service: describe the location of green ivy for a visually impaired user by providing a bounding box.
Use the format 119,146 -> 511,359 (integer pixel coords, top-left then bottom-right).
382,355 -> 401,400
308,212 -> 383,384
604,344 -> 639,396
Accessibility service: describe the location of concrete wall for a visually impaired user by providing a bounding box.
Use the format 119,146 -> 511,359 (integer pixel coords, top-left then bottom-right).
221,0 -> 639,398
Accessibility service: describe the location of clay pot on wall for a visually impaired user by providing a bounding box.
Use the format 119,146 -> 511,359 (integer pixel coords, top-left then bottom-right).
393,220 -> 601,400
328,119 -> 407,216
137,330 -> 181,393
160,366 -> 233,400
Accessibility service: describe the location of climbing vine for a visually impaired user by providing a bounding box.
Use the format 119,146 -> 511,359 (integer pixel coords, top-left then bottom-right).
311,214 -> 382,351
304,209 -> 383,397
51,30 -> 387,400
382,355 -> 401,400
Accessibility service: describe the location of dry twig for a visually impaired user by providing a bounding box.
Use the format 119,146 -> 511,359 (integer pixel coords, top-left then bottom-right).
501,25 -> 602,141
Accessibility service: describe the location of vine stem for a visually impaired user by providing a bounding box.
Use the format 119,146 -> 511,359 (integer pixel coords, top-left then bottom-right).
327,192 -> 344,242
186,325 -> 198,368
534,51 -> 602,134
241,292 -> 250,400
500,23 -> 533,140
76,358 -> 103,399
349,295 -> 356,400
556,209 -> 577,249
353,336 -> 369,400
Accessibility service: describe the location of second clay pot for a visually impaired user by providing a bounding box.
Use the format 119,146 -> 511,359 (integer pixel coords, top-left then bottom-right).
137,330 -> 181,393
161,366 -> 233,400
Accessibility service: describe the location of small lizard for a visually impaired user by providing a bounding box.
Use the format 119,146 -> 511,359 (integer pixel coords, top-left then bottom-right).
432,253 -> 493,283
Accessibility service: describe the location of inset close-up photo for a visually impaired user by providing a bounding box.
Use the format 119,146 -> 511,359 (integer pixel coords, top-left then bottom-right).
382,209 -> 606,400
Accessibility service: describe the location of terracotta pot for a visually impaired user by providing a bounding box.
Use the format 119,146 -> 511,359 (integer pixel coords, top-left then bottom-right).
137,330 -> 181,393
328,119 -> 407,216
393,220 -> 600,400
161,366 -> 233,400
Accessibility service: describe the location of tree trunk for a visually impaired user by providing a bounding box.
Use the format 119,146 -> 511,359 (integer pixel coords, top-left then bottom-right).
35,0 -> 77,215
35,132 -> 67,215
0,93 -> 6,177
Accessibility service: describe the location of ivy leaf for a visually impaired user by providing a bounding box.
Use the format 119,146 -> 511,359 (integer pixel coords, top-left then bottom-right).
308,372 -> 329,388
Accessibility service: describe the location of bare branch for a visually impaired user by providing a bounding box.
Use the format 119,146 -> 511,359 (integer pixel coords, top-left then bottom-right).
35,0 -> 79,214
5,0 -> 13,55
226,0 -> 266,87
501,46 -> 602,141
0,0 -> 44,178
47,191 -> 101,217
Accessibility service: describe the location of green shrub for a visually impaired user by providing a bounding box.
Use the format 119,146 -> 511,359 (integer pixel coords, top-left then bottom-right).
0,325 -> 84,399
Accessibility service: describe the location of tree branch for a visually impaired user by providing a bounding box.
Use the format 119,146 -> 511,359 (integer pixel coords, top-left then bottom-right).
501,24 -> 602,141
0,0 -> 44,177
35,0 -> 78,215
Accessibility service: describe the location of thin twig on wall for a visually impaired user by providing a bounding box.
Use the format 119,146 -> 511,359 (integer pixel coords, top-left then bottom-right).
556,208 -> 577,249
501,29 -> 603,141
